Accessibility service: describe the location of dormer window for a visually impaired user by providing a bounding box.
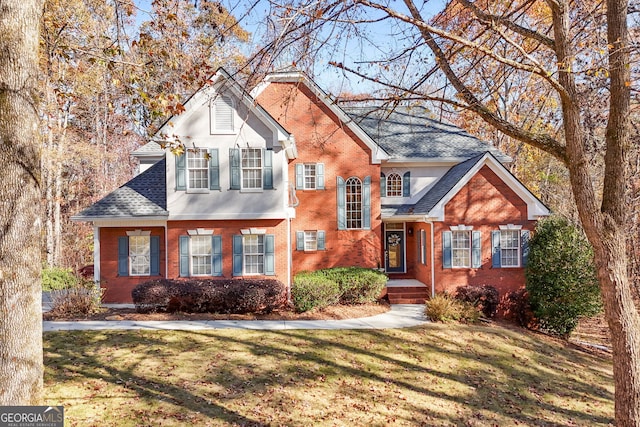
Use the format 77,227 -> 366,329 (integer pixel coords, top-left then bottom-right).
210,95 -> 234,133
386,173 -> 402,197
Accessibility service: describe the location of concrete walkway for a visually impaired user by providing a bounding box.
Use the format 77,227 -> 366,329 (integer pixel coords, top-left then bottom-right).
43,304 -> 427,332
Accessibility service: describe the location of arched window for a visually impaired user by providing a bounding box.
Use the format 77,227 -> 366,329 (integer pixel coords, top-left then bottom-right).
346,177 -> 362,229
386,173 -> 402,197
211,95 -> 234,132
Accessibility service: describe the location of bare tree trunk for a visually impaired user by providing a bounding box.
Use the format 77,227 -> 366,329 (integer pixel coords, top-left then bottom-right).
0,0 -> 45,405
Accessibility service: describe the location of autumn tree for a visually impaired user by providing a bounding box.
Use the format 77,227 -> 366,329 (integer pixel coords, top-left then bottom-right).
247,0 -> 640,424
0,0 -> 45,404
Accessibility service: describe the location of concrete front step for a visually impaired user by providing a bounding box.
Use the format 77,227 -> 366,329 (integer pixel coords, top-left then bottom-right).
389,297 -> 426,304
385,286 -> 429,305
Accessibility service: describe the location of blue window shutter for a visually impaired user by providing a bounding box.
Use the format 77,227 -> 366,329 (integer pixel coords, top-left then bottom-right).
212,235 -> 222,276
380,172 -> 386,197
363,176 -> 371,229
175,154 -> 186,191
442,231 -> 452,269
264,234 -> 275,276
317,230 -> 326,250
118,236 -> 129,276
296,231 -> 304,251
295,164 -> 304,189
209,149 -> 220,190
337,176 -> 346,230
229,148 -> 240,190
263,149 -> 273,189
472,231 -> 481,268
179,235 -> 190,277
521,230 -> 530,267
232,235 -> 243,276
316,163 -> 325,190
150,236 -> 160,276
492,230 -> 502,268
403,171 -> 411,197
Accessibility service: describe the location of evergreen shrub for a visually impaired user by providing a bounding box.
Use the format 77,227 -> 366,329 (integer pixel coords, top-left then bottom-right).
526,216 -> 602,337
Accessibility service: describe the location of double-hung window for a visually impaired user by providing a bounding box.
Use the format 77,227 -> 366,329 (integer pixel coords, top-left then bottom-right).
295,163 -> 325,190
492,228 -> 530,268
232,233 -> 275,276
175,149 -> 220,191
443,228 -> 481,269
451,231 -> 471,268
345,177 -> 362,229
191,236 -> 213,276
242,148 -> 262,190
118,232 -> 160,277
187,150 -> 209,190
296,230 -> 326,251
229,148 -> 273,191
178,233 -> 222,277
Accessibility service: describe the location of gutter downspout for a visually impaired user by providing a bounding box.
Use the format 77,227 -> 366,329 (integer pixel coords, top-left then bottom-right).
430,221 -> 435,298
164,224 -> 168,278
287,217 -> 292,303
93,225 -> 100,289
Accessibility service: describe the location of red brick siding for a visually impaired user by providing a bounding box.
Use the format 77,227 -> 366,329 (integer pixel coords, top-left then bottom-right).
434,166 -> 536,299
99,220 -> 288,303
99,227 -> 166,303
257,82 -> 382,276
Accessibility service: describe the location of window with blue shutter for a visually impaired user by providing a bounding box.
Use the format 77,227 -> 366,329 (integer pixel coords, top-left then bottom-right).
263,149 -> 273,189
118,236 -> 129,276
492,230 -> 501,267
212,235 -> 223,276
232,235 -> 243,275
472,231 -> 481,268
295,164 -> 304,189
264,234 -> 275,276
316,164 -> 325,190
363,176 -> 371,229
296,231 -> 305,250
337,176 -> 346,230
442,231 -> 452,268
175,154 -> 186,191
229,148 -> 241,190
521,230 -> 530,267
150,236 -> 160,276
209,149 -> 220,190
403,171 -> 411,197
179,235 -> 190,277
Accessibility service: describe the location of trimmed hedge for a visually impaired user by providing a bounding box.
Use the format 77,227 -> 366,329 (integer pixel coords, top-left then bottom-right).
132,278 -> 287,314
291,272 -> 340,312
454,285 -> 499,318
291,267 -> 387,312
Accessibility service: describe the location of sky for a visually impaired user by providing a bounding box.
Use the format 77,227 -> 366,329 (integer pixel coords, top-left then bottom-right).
133,0 -> 446,95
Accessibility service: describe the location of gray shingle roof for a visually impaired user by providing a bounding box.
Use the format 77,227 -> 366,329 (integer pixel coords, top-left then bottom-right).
381,153 -> 484,217
343,106 -> 510,162
132,141 -> 164,156
73,159 -> 168,220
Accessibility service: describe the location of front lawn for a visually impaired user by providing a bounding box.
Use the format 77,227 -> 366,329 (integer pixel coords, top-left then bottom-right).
44,323 -> 614,426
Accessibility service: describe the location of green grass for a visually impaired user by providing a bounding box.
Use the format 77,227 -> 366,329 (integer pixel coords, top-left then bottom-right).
43,324 -> 614,426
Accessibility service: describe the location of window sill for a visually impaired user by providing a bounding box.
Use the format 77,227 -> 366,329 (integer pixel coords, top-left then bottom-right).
240,188 -> 264,193
186,188 -> 209,194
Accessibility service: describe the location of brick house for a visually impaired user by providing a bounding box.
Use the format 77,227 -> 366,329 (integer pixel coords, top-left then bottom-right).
72,69 -> 549,303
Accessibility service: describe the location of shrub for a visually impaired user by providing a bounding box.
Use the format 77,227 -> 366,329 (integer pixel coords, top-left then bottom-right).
291,272 -> 340,312
42,265 -> 79,291
318,267 -> 387,304
526,216 -> 602,337
49,281 -> 104,317
455,285 -> 499,318
132,279 -> 287,314
505,289 -> 537,329
425,293 -> 480,323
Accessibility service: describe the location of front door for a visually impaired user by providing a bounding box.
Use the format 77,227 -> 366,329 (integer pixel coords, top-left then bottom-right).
385,230 -> 405,273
